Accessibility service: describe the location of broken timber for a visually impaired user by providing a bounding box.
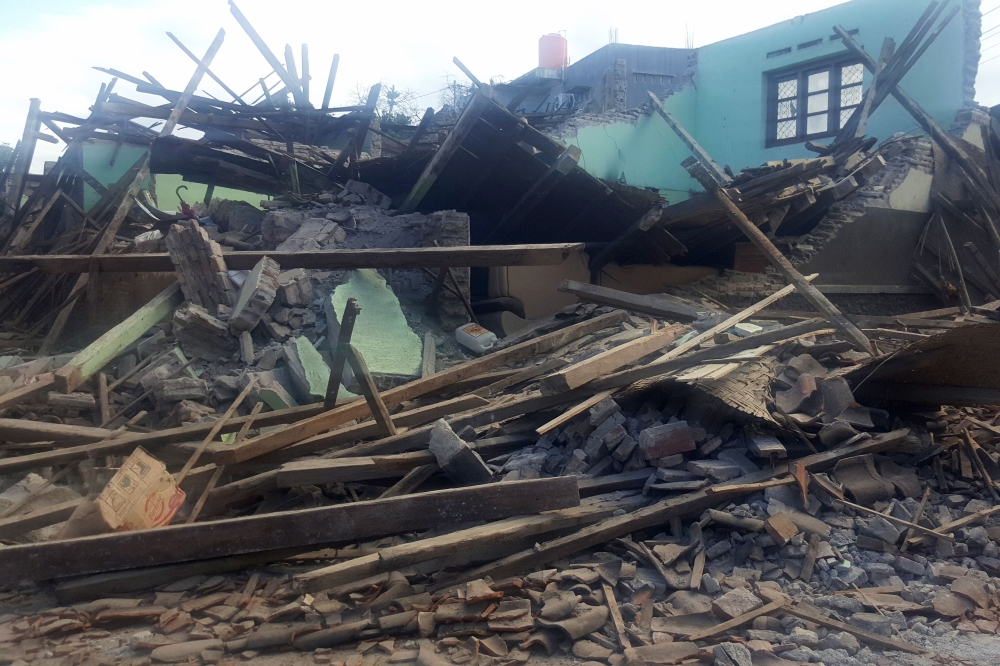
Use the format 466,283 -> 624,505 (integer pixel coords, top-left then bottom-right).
0,244 -> 584,273
54,282 -> 183,393
0,477 -> 580,583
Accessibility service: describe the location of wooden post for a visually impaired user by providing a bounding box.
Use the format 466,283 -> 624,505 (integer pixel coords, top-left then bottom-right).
228,1 -> 308,108
347,344 -> 397,437
835,26 -> 1000,215
398,93 -> 491,213
324,297 -> 360,409
421,332 -> 436,377
321,54 -> 340,109
712,186 -> 873,353
646,92 -> 730,187
404,107 -> 436,156
2,98 -> 42,218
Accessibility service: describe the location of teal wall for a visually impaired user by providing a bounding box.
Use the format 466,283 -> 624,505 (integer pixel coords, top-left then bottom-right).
81,141 -> 150,211
568,0 -> 973,199
565,85 -> 700,203
693,0 -> 969,171
81,139 -> 266,213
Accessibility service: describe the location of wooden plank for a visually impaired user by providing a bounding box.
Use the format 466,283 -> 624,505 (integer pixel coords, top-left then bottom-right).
431,429 -> 909,589
688,599 -> 788,641
603,581 -> 632,649
274,435 -> 535,488
536,390 -> 612,436
784,604 -> 924,654
421,331 -> 436,378
295,502 -> 623,592
0,244 -> 584,273
346,345 -> 396,436
710,186 -> 872,354
0,499 -> 81,540
0,477 -> 580,583
222,311 -> 627,463
661,278 -> 814,362
398,93 -> 491,213
324,298 -> 360,409
53,282 -> 182,393
559,280 -> 709,322
541,324 -> 688,393
247,394 -> 488,467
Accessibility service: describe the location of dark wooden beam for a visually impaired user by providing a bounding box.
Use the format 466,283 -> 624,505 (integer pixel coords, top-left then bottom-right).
0,477 -> 580,583
398,93 -> 491,213
0,244 -> 584,274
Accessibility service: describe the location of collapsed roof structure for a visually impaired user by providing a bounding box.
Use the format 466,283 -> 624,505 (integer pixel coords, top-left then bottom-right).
1,1 -> 1000,665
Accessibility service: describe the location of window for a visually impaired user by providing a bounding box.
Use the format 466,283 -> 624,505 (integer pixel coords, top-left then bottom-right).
633,72 -> 672,85
767,59 -> 864,146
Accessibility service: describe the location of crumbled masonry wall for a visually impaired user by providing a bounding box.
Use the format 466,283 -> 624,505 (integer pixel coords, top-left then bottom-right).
787,136 -> 935,268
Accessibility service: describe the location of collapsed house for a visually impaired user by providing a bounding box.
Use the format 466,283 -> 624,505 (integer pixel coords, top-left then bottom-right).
1,0 -> 1000,665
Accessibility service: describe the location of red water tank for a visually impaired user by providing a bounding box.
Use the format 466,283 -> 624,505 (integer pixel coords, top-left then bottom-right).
539,33 -> 568,69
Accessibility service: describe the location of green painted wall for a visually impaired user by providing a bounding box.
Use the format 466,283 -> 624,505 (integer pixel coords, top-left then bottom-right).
692,0 -> 968,171
567,0 -> 972,197
565,85 -> 700,204
80,139 -> 267,214
81,141 -> 150,211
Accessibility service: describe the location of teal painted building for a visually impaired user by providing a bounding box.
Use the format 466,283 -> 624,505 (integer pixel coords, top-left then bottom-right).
555,0 -> 981,204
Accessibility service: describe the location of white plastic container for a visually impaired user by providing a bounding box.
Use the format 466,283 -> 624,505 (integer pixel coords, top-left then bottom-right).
455,323 -> 498,354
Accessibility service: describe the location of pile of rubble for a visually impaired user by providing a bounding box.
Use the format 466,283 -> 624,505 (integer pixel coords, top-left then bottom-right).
2,3 -> 1000,666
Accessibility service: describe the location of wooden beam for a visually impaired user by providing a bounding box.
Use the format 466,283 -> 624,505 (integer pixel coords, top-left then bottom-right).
558,280 -> 712,322
219,310 -> 628,463
403,107 -> 436,156
274,434 -> 533,489
398,93 -> 491,213
321,54 -> 340,109
540,324 -> 689,393
227,1 -> 307,108
0,499 -> 81,540
421,332 -> 436,378
485,145 -> 581,242
667,278 -> 814,364
161,29 -> 227,136
711,186 -> 873,354
243,394 -> 489,467
295,501 -> 627,592
0,244 -> 584,273
835,26 -> 1000,215
688,599 -> 788,641
324,298 -> 360,409
0,477 -> 580,583
784,604 -> 924,654
646,92 -> 730,188
54,282 -> 182,393
2,98 -> 41,216
346,344 -> 397,437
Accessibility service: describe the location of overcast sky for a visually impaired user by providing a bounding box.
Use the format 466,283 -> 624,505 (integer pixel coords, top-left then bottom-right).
2,0 -> 998,171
